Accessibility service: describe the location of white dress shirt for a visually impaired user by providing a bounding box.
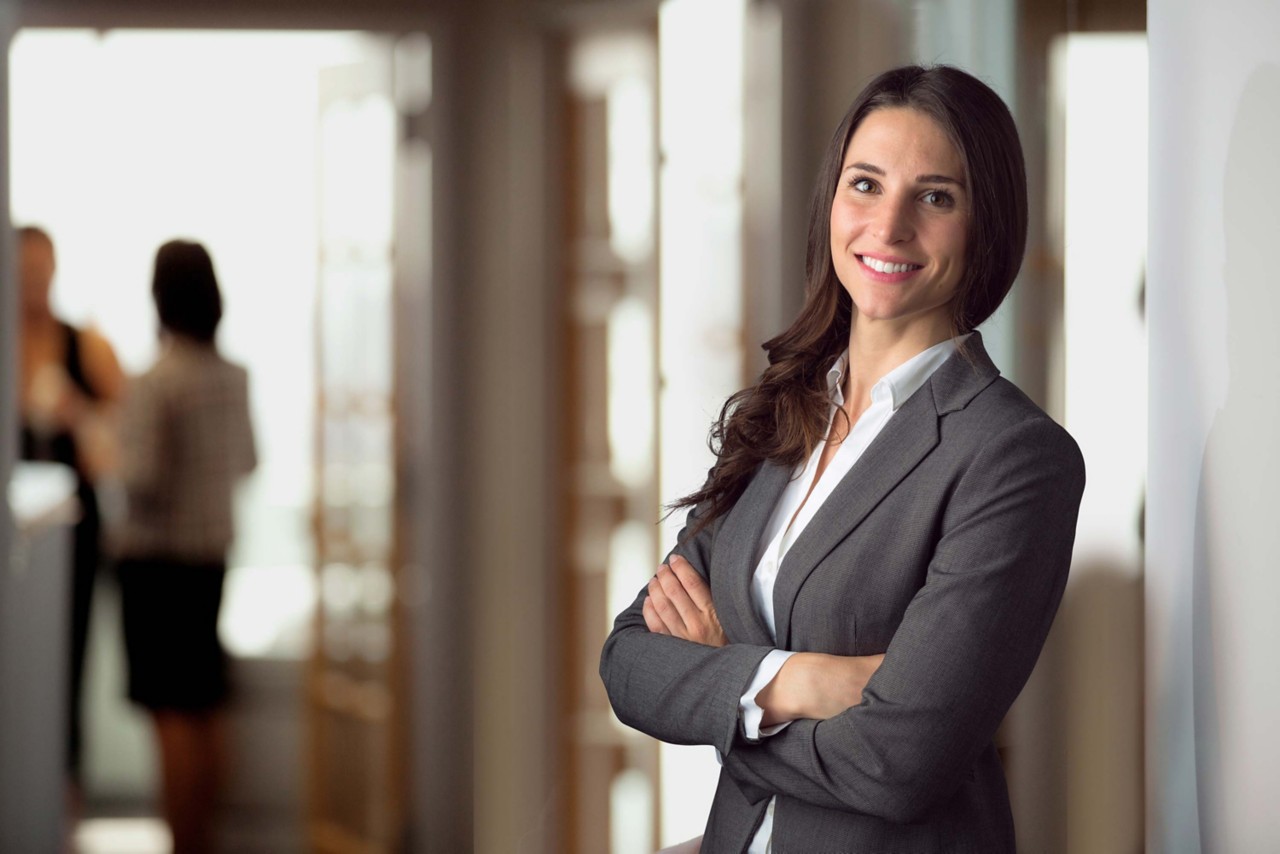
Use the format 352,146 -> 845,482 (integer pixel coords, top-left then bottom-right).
739,335 -> 965,854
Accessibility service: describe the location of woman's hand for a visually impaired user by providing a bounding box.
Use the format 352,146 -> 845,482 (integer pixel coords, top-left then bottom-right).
643,554 -> 728,647
756,652 -> 886,726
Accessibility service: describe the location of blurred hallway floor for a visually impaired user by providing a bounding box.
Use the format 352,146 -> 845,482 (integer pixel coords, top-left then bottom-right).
75,817 -> 170,854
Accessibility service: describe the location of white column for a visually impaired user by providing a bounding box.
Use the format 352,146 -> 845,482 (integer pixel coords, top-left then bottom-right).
1058,34 -> 1147,854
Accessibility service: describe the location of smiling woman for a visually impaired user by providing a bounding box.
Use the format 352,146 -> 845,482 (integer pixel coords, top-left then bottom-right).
600,65 -> 1083,854
829,107 -> 969,348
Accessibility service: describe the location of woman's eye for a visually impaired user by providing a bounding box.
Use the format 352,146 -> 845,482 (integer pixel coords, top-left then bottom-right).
851,178 -> 875,193
922,190 -> 955,208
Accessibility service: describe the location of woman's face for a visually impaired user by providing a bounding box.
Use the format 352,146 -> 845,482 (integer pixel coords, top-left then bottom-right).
20,237 -> 55,317
829,107 -> 968,340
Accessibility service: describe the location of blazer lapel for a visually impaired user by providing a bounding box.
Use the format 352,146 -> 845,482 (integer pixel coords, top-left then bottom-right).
712,460 -> 792,646
771,334 -> 1001,648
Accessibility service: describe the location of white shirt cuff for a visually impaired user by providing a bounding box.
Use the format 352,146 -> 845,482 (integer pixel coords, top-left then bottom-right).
739,649 -> 797,741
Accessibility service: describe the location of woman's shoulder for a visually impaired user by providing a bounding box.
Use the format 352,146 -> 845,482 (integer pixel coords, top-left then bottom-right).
208,355 -> 251,397
957,377 -> 1084,476
160,343 -> 246,376
967,375 -> 1049,421
72,325 -> 126,401
136,345 -> 238,392
940,375 -> 1081,463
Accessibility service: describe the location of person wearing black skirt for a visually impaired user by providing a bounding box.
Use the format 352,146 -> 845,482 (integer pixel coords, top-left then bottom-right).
116,240 -> 256,854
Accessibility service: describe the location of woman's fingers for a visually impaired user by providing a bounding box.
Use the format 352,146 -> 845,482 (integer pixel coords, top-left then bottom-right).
642,594 -> 670,635
656,563 -> 702,628
654,557 -> 727,647
648,574 -> 687,635
643,556 -> 727,646
668,555 -> 714,610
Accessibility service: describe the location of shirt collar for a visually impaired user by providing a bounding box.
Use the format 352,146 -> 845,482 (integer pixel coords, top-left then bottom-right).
825,353 -> 848,405
826,333 -> 971,411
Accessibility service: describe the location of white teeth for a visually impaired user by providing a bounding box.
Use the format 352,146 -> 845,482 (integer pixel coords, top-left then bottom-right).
860,256 -> 920,274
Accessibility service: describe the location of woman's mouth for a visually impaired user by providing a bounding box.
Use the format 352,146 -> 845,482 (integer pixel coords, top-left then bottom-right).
858,255 -> 923,274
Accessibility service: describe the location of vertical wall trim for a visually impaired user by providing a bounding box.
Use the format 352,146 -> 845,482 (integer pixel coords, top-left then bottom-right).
406,9 -> 474,852
0,2 -> 15,523
457,4 -> 561,852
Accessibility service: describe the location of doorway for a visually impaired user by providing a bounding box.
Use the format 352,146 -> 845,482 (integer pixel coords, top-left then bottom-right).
9,27 -> 427,852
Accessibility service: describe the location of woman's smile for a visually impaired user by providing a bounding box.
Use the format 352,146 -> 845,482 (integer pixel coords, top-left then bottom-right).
857,252 -> 925,280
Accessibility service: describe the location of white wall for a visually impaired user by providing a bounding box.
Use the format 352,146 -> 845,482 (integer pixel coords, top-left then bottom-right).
1147,1 -> 1280,851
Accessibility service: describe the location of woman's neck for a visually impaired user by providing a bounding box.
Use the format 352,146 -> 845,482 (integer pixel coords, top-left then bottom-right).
843,315 -> 953,409
22,307 -> 60,339
163,331 -> 215,353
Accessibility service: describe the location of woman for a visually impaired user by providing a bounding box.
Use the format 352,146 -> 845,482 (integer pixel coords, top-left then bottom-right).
600,65 -> 1085,853
18,225 -> 126,790
116,240 -> 256,854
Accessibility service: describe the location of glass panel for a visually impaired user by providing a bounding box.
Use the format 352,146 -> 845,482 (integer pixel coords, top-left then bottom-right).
319,95 -> 396,253
564,26 -> 660,854
607,296 -> 656,490
359,562 -> 395,616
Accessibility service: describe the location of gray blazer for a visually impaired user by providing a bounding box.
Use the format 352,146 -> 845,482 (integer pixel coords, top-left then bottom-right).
600,333 -> 1085,853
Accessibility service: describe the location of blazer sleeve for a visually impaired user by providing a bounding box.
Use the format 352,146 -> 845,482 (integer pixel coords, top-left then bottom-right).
720,415 -> 1086,823
599,477 -> 777,757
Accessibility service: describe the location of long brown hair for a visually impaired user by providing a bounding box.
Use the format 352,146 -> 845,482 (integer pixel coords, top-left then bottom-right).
672,65 -> 1027,530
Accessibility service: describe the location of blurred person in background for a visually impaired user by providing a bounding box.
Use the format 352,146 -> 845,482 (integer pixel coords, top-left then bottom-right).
601,66 -> 1085,853
17,224 -> 126,804
116,240 -> 256,854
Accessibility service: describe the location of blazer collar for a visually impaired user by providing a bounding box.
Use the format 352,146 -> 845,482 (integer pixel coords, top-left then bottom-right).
928,330 -> 1001,415
768,331 -> 1001,647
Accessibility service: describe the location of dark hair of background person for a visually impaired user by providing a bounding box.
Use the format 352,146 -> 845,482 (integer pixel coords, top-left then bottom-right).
673,64 -> 1029,531
152,240 -> 223,344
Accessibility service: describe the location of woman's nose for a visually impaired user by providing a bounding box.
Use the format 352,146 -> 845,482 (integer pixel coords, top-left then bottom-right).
872,196 -> 915,244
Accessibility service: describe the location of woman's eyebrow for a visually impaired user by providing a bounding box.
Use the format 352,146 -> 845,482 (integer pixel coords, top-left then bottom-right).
843,161 -> 965,188
917,173 -> 965,187
844,161 -> 884,175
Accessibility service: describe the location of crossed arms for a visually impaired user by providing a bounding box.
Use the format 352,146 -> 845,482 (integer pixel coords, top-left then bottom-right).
599,416 -> 1085,822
